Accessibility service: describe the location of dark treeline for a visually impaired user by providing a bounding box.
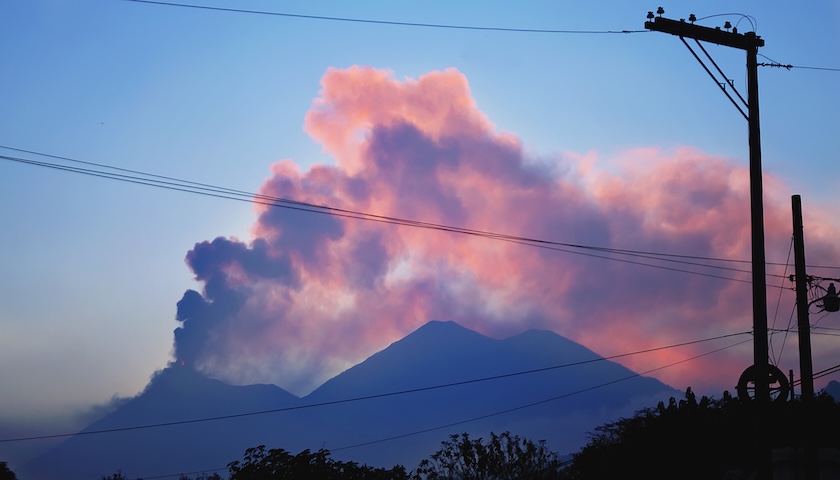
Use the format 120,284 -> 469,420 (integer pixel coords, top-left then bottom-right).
0,462 -> 17,480
565,388 -> 840,479
20,388 -> 837,480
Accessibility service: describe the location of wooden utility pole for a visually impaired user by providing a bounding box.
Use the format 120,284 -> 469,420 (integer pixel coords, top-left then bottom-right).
645,12 -> 771,479
792,194 -> 815,402
645,12 -> 769,405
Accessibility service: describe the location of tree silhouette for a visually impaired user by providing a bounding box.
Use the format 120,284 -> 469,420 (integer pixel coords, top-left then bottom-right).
178,473 -> 223,480
227,445 -> 408,480
563,387 -> 840,480
0,462 -> 17,480
100,472 -> 129,480
101,469 -> 222,479
411,431 -> 564,480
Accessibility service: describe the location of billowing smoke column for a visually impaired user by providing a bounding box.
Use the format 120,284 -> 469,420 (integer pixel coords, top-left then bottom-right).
172,66 -> 840,395
174,237 -> 297,366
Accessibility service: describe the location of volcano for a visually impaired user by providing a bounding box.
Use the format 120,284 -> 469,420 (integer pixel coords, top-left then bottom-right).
23,321 -> 678,479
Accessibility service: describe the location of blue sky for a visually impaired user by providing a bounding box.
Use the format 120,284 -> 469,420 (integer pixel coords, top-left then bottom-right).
2,0 -> 840,465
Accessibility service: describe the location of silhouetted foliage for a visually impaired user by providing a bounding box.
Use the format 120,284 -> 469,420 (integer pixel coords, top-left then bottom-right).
179,473 -> 223,480
101,470 -> 221,480
100,472 -> 130,480
411,431 -> 564,480
0,462 -> 17,480
563,387 -> 840,480
227,445 -> 408,480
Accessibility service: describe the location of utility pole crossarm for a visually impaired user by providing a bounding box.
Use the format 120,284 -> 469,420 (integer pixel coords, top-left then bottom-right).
644,17 -> 764,50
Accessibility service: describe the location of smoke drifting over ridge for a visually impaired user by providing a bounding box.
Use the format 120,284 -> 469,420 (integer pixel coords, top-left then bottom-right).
173,66 -> 840,396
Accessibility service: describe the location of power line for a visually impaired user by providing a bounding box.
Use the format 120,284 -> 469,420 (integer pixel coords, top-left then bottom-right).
0,146 -> 809,283
135,336 -> 752,479
770,326 -> 840,339
758,54 -> 840,72
0,151 -> 781,283
807,264 -> 840,271
771,303 -> 797,368
809,330 -> 840,338
786,65 -> 840,72
0,330 -> 751,443
758,62 -> 840,72
0,151 -> 805,285
812,364 -> 840,380
769,237 -> 794,366
812,326 -> 840,333
4,154 -> 740,281
695,13 -> 757,32
118,0 -> 648,35
324,337 -> 753,451
142,467 -> 227,479
790,362 -> 840,388
0,145 -> 797,274
96,1 -> 840,76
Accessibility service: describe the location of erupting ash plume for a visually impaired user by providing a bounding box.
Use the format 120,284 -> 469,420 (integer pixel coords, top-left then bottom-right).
172,66 -> 840,395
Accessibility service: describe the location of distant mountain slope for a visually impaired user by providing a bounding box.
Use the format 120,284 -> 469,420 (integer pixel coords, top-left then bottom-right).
307,321 -> 503,398
24,321 -> 679,480
23,367 -> 302,480
303,321 -> 678,468
823,380 -> 840,401
309,320 -> 670,411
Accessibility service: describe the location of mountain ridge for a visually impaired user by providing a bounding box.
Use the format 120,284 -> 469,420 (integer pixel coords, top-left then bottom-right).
23,320 -> 679,480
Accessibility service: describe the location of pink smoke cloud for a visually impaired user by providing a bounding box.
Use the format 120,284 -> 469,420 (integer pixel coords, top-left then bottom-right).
173,66 -> 840,397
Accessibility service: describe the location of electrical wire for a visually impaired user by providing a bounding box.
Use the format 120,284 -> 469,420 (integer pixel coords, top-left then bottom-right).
790,362 -> 840,387
329,337 -> 754,451
769,237 -> 794,365
758,54 -> 840,72
812,326 -> 840,333
2,2 -> 834,468
809,330 -> 840,338
771,326 -> 840,338
142,467 -> 226,479
807,265 -> 840,272
134,336 -> 752,479
772,303 -> 797,367
0,151 -> 785,285
784,65 -> 840,73
0,146 -> 804,283
119,0 -> 648,35
695,13 -> 757,33
0,330 -> 751,443
0,145 -> 800,275
122,1 -> 840,75
813,364 -> 840,381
